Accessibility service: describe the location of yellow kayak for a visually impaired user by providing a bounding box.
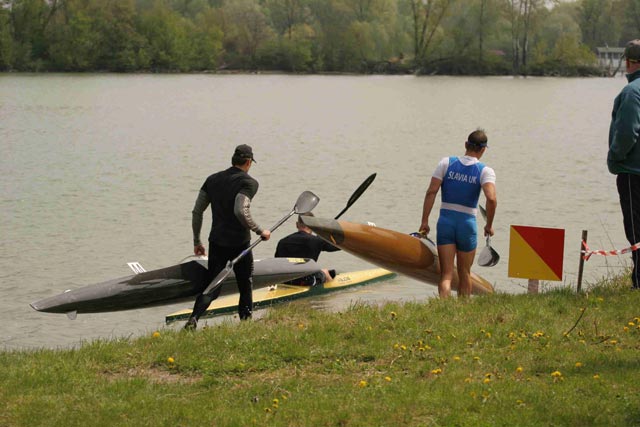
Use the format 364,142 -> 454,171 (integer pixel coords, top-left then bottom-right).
165,268 -> 396,323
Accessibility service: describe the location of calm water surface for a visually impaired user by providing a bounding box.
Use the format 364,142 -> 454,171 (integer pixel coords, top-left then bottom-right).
0,73 -> 631,350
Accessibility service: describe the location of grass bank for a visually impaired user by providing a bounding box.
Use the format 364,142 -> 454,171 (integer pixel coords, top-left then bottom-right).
2,277 -> 639,427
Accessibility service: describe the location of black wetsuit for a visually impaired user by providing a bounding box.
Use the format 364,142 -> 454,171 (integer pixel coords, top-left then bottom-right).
190,167 -> 261,320
275,231 -> 339,285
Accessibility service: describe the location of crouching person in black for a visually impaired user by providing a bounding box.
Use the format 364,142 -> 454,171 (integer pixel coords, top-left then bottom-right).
274,213 -> 340,286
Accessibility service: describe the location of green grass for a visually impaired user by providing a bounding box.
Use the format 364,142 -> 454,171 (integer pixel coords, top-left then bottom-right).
2,276 -> 639,427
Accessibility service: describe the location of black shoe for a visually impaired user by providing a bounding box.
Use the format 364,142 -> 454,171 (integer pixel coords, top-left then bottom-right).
183,317 -> 198,331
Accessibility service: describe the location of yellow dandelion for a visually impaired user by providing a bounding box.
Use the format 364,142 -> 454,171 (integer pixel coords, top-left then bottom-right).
483,378 -> 491,384
400,345 -> 407,351
358,380 -> 368,388
485,332 -> 492,338
551,371 -> 562,378
152,331 -> 160,338
473,356 -> 480,361
390,311 -> 397,318
453,356 -> 461,361
516,399 -> 524,406
393,343 -> 399,349
167,357 -> 175,364
624,327 -> 629,332
384,376 -> 392,382
628,322 -> 635,327
516,366 -> 523,373
575,362 -> 583,368
609,340 -> 617,345
484,373 -> 492,378
431,368 -> 442,375
464,377 -> 472,383
272,398 -> 279,405
264,408 -> 272,413
593,374 -> 600,380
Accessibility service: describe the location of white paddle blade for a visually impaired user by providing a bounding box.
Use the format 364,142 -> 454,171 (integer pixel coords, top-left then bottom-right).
478,237 -> 499,267
477,246 -> 494,267
202,262 -> 233,295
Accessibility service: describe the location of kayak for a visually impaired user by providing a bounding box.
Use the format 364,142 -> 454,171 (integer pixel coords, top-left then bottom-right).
30,257 -> 322,318
165,268 -> 396,323
300,216 -> 494,295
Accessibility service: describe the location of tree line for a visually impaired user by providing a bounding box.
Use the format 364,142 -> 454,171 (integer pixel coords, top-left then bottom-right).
0,0 -> 638,76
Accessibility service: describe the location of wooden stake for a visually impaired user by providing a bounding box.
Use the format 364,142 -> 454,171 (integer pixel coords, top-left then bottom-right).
577,230 -> 587,293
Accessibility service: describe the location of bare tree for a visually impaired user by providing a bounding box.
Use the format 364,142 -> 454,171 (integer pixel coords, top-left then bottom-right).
408,0 -> 453,65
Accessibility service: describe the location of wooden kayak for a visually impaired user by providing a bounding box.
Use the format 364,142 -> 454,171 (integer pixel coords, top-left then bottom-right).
300,216 -> 494,295
30,257 -> 322,318
165,268 -> 396,323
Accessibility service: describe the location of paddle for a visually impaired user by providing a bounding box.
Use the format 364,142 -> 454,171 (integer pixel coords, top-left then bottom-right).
335,173 -> 376,220
477,205 -> 500,267
201,190 -> 320,296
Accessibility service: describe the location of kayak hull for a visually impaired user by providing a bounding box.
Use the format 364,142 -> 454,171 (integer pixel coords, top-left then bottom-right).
300,216 -> 494,295
30,257 -> 322,315
165,268 -> 396,323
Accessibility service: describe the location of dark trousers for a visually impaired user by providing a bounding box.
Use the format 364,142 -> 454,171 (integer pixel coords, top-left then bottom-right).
190,242 -> 254,321
616,173 -> 640,288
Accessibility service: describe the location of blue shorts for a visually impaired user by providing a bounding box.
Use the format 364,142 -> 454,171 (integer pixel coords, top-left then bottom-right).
436,209 -> 478,252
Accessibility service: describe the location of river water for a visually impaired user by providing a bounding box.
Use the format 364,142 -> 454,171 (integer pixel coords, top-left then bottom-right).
0,73 -> 631,350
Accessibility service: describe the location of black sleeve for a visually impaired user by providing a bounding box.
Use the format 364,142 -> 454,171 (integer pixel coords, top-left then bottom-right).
238,177 -> 259,199
322,239 -> 341,253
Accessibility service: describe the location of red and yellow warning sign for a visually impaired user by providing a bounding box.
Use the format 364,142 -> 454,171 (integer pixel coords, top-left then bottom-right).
508,225 -> 565,281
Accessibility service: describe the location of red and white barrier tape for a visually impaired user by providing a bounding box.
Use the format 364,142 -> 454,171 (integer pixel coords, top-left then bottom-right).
582,240 -> 640,260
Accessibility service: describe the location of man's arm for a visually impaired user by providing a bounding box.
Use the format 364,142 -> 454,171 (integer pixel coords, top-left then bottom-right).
610,88 -> 640,161
234,193 -> 270,240
419,177 -> 442,236
192,190 -> 210,255
481,182 -> 497,237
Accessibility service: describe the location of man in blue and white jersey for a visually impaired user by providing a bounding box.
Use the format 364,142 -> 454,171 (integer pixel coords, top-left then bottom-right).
419,129 -> 497,298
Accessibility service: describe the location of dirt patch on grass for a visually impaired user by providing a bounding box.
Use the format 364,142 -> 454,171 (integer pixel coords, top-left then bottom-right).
104,367 -> 202,385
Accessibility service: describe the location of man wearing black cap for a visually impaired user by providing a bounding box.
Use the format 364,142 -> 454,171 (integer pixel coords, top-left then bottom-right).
185,144 -> 271,329
608,39 -> 640,290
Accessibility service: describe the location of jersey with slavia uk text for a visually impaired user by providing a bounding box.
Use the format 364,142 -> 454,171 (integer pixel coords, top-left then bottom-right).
433,156 -> 495,216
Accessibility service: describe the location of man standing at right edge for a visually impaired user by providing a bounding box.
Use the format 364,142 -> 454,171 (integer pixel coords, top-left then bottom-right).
608,39 -> 640,290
